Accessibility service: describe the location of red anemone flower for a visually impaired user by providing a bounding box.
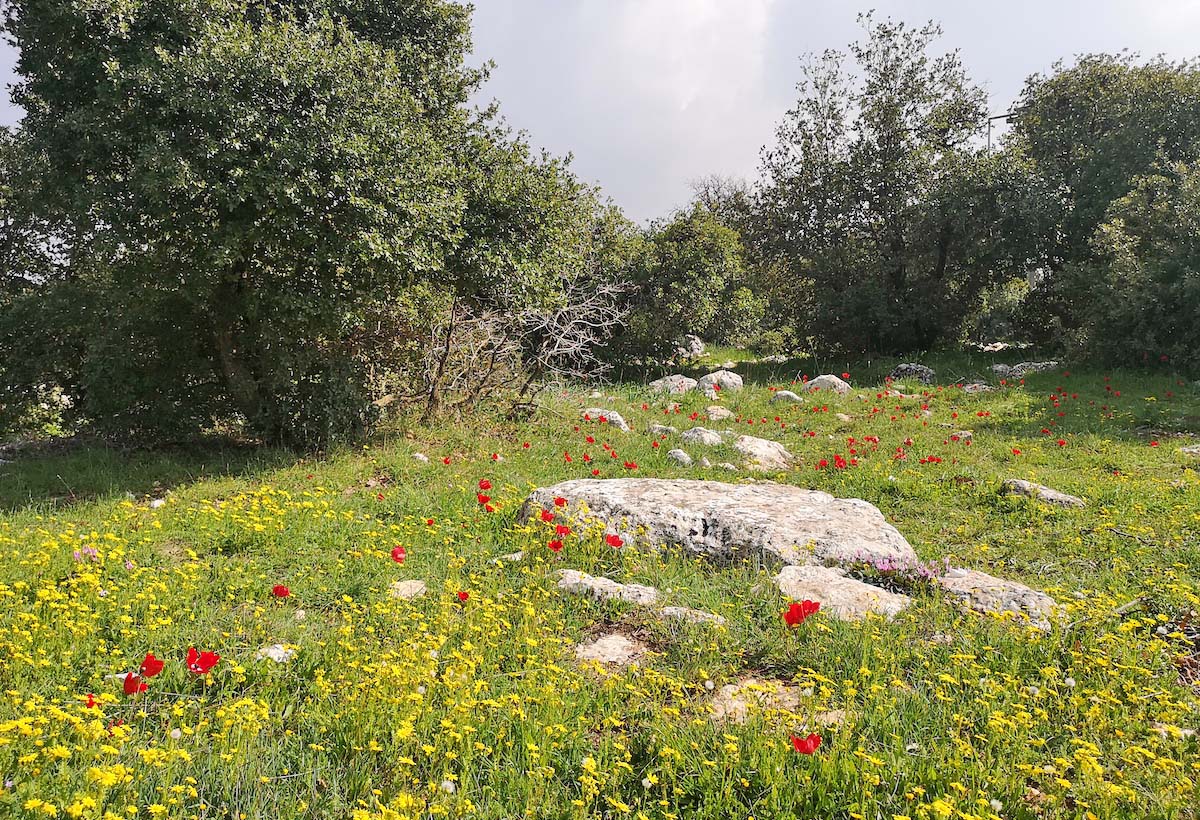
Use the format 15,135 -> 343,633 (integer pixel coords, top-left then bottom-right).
605,534 -> 624,548
139,652 -> 164,678
540,509 -> 555,523
271,585 -> 290,599
554,496 -> 568,507
457,591 -> 470,602
547,539 -> 564,553
783,600 -> 820,627
391,545 -> 407,563
478,479 -> 492,491
790,732 -> 821,754
186,647 -> 220,675
123,673 -> 147,696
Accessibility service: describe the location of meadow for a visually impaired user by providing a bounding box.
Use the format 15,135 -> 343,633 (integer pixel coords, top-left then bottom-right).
0,351 -> 1197,820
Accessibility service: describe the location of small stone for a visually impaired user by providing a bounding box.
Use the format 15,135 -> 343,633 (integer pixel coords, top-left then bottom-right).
658,606 -> 725,625
558,569 -> 658,606
733,435 -> 792,471
499,551 -> 524,562
389,580 -> 428,600
582,408 -> 630,432
696,370 -> 744,394
647,424 -> 678,436
575,634 -> 646,666
149,498 -> 167,509
936,567 -> 1056,630
962,383 -> 994,394
1180,445 -> 1200,457
717,462 -> 739,471
774,565 -> 910,620
698,456 -> 712,468
951,430 -> 973,441
681,427 -> 724,446
835,413 -> 853,422
1000,479 -> 1085,508
706,406 -> 734,421
666,449 -> 693,467
649,374 -> 698,395
413,453 -> 430,463
256,644 -> 296,663
805,374 -> 851,395
770,390 -> 803,404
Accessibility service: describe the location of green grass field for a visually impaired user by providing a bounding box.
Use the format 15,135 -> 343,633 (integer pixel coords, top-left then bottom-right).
1,352 -> 1198,820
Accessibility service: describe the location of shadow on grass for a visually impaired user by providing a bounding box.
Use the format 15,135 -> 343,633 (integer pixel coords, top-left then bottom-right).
0,436 -> 296,513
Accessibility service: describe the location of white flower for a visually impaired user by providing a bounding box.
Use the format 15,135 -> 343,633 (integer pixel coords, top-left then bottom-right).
1064,677 -> 1076,688
169,728 -> 182,740
439,780 -> 456,794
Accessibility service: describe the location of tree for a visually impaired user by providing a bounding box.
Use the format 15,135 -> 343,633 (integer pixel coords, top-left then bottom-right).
1007,54 -> 1200,344
755,15 -> 1047,354
1,0 -> 592,444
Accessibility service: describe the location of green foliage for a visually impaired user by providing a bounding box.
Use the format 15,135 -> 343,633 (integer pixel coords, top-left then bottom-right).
1064,161 -> 1200,370
755,15 -> 1051,355
0,0 -> 598,445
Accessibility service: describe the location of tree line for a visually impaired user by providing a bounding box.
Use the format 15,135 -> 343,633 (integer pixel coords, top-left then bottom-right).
1,4 -> 1196,446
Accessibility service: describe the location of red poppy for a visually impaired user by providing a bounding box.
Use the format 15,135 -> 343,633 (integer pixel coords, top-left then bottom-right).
391,545 -> 407,563
478,479 -> 492,491
123,672 -> 147,696
790,732 -> 821,754
586,435 -> 595,444
425,518 -> 435,526
442,457 -> 451,465
1150,440 -> 1160,447
376,493 -> 384,501
1012,448 -> 1021,456
841,372 -> 850,380
85,693 -> 97,708
540,509 -> 555,523
523,442 -> 531,449
547,539 -> 564,553
623,461 -> 638,470
186,647 -> 220,675
555,524 -> 572,537
139,652 -> 164,678
271,585 -> 290,599
651,441 -> 660,448
591,469 -> 600,476
564,452 -> 573,463
783,600 -> 820,627
491,453 -> 500,461
476,493 -> 491,505
554,496 -> 567,507
457,591 -> 470,602
1056,439 -> 1066,447
605,534 -> 624,548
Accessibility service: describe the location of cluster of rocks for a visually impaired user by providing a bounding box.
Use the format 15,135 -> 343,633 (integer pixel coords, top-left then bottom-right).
991,361 -> 1060,380
521,479 -> 1060,642
649,369 -> 744,400
889,363 -> 936,385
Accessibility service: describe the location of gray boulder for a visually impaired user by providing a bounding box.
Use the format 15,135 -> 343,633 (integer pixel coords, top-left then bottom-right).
582,408 -> 630,432
666,449 -> 693,467
558,569 -> 658,606
805,374 -> 852,395
1000,479 -> 1084,508
732,435 -> 792,471
681,427 -> 724,447
774,565 -> 911,621
521,478 -> 917,567
936,567 -> 1056,630
649,374 -> 698,395
696,370 -> 744,394
770,390 -> 803,404
889,363 -> 936,384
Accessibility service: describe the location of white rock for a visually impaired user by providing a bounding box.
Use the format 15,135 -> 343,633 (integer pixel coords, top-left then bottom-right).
558,569 -> 659,606
951,430 -> 973,441
717,462 -> 739,471
647,424 -> 678,436
582,408 -> 630,432
648,374 -> 698,395
805,375 -> 851,395
775,565 -> 911,621
1000,479 -> 1085,508
389,580 -> 428,600
710,678 -> 804,724
936,568 -> 1056,630
696,370 -> 744,394
149,498 -> 167,509
666,449 -> 693,467
770,390 -> 803,404
698,456 -> 712,468
992,361 -> 1059,379
658,606 -> 726,625
706,406 -> 734,421
256,644 -> 296,663
835,413 -> 853,422
522,479 -> 917,567
1180,445 -> 1200,457
733,435 -> 793,472
676,334 -> 705,360
681,427 -> 724,447
575,634 -> 646,666
499,551 -> 524,562
413,453 -> 430,463
962,382 -> 994,394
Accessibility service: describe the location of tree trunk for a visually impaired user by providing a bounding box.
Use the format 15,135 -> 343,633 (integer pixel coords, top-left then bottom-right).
212,276 -> 262,426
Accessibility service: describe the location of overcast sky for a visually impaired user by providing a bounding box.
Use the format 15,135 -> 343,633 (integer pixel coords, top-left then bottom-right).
3,1 -> 1199,221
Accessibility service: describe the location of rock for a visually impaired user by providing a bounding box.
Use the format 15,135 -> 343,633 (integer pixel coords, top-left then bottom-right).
733,435 -> 792,471
889,363 -> 936,384
649,374 -> 698,395
1000,479 -> 1085,508
389,580 -> 428,600
706,406 -> 734,421
1181,445 -> 1200,458
681,427 -> 724,447
761,354 -> 790,364
648,424 -> 678,437
256,644 -> 296,664
575,633 -> 646,666
696,370 -> 744,394
716,462 -> 739,471
721,360 -> 737,369
521,479 -> 917,567
711,679 -> 802,722
835,413 -> 853,422
936,567 -> 1056,630
962,382 -> 994,394
992,361 -> 1059,379
658,606 -> 726,626
582,408 -> 630,432
676,334 -> 705,361
698,456 -> 712,468
774,565 -> 911,621
149,498 -> 167,509
499,551 -> 524,563
558,569 -> 659,606
805,374 -> 851,395
666,449 -> 693,467
588,390 -> 603,399
951,430 -> 973,441
770,390 -> 803,404
413,453 -> 430,463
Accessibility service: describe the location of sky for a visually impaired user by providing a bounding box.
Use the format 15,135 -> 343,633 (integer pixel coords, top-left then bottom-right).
3,1 -> 1199,222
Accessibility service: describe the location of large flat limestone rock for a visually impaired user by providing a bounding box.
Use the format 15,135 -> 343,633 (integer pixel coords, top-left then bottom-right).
775,565 -> 911,621
521,479 -> 916,567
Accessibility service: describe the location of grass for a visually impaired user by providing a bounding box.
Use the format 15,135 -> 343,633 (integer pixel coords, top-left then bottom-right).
0,352 -> 1198,819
